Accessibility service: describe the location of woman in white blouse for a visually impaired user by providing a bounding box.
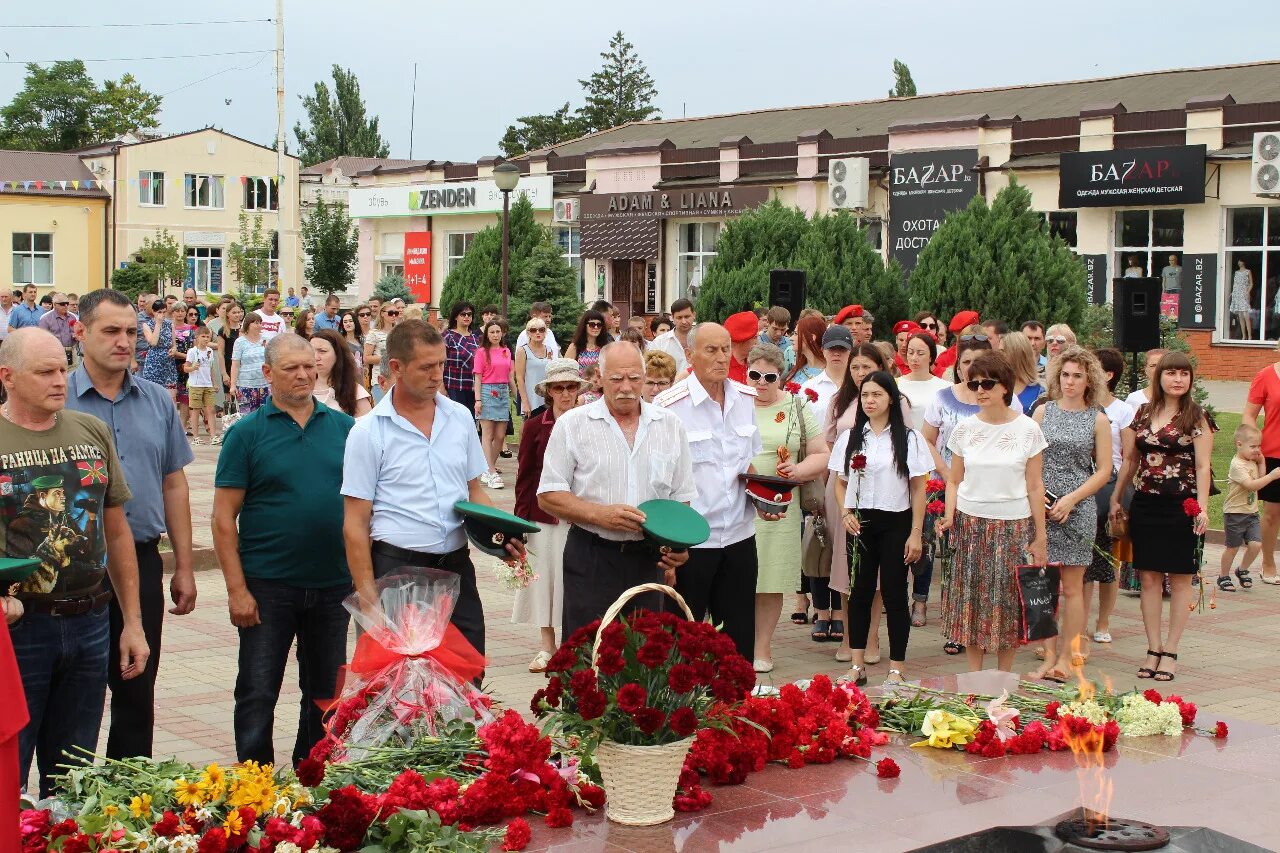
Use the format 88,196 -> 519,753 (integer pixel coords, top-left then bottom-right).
939,351 -> 1048,673
831,372 -> 930,686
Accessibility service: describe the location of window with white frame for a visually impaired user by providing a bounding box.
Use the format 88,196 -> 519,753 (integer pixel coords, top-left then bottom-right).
677,222 -> 720,300
555,226 -> 583,297
244,177 -> 279,211
446,232 -> 476,272
139,170 -> 165,206
185,173 -> 225,209
380,262 -> 405,278
1113,209 -> 1183,281
12,233 -> 53,285
1224,207 -> 1280,342
185,247 -> 223,293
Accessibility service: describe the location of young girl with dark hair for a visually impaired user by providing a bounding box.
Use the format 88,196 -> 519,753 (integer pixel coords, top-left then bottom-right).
830,371 -> 930,686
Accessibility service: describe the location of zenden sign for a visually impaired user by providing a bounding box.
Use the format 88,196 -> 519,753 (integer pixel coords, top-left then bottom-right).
348,175 -> 553,219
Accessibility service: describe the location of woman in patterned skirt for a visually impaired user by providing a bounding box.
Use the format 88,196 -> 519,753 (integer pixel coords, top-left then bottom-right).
939,351 -> 1048,672
1027,347 -> 1112,682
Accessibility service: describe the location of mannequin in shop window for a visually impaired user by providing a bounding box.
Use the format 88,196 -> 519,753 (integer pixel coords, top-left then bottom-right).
1124,255 -> 1145,278
1231,259 -> 1255,340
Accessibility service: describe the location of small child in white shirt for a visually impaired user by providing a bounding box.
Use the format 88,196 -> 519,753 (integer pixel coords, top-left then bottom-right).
183,326 -> 221,445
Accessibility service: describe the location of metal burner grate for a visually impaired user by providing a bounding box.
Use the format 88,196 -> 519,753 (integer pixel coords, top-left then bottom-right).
1054,815 -> 1172,851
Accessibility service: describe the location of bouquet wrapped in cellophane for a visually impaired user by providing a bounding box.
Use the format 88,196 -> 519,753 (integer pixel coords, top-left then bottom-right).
311,568 -> 493,764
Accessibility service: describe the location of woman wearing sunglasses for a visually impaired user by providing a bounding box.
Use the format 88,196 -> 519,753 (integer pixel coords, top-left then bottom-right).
831,371 -> 931,686
938,351 -> 1048,673
565,309 -> 609,372
1045,324 -> 1077,360
913,312 -> 945,348
746,342 -> 831,673
440,301 -> 478,410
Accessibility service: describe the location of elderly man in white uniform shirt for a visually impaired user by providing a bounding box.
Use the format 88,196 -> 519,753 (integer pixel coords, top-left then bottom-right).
539,342 -> 696,641
656,322 -> 769,658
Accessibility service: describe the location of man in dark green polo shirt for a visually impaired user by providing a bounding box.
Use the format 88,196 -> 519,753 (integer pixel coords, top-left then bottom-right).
211,332 -> 355,766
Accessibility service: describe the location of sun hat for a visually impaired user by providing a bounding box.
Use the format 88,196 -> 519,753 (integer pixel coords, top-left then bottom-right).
535,358 -> 591,397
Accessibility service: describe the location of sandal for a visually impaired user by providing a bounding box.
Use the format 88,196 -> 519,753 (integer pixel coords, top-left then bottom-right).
1153,651 -> 1177,682
1217,575 -> 1236,592
838,664 -> 868,688
1137,649 -> 1163,680
1092,631 -> 1112,643
811,619 -> 831,642
1236,568 -> 1253,589
790,611 -> 810,625
834,648 -> 852,663
864,649 -> 881,665
827,619 -> 844,643
911,601 -> 927,627
943,641 -> 964,655
884,668 -> 906,685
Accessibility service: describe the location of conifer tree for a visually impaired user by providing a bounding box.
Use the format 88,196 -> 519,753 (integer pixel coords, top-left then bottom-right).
694,200 -> 808,320
796,210 -> 906,339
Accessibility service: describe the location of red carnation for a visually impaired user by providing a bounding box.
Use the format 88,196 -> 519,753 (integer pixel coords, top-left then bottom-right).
785,382 -> 801,395
1182,498 -> 1202,517
849,454 -> 867,471
502,817 -> 532,851
595,646 -> 625,676
196,828 -> 228,853
577,689 -> 607,720
578,783 -> 606,810
151,811 -> 181,838
668,663 -> 698,693
295,757 -> 325,787
804,388 -> 819,403
926,477 -> 946,494
544,807 -> 574,828
1044,701 -> 1060,720
616,683 -> 648,714
315,786 -> 376,851
1142,688 -> 1163,704
926,499 -> 945,515
568,668 -> 598,699
1215,721 -> 1228,738
876,757 -> 901,778
632,707 -> 666,735
669,706 -> 699,737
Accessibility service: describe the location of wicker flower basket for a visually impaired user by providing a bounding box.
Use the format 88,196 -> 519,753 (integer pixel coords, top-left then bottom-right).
590,583 -> 697,826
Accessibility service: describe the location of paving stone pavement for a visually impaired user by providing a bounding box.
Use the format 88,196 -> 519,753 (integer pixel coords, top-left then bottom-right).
88,443 -> 1280,770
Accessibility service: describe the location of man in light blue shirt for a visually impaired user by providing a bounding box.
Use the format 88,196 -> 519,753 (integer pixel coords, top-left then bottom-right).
341,319 -> 523,658
313,294 -> 341,331
758,305 -> 796,373
9,284 -> 43,330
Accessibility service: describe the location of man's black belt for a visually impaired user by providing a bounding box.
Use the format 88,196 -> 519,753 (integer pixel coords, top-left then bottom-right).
24,588 -> 113,616
134,537 -> 161,549
371,540 -> 465,567
569,526 -> 654,555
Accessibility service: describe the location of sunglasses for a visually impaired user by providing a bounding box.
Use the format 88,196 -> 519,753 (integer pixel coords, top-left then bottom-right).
586,321 -> 603,328
357,312 -> 371,317
459,311 -> 473,317
386,310 -> 401,317
920,321 -> 939,329
529,327 -> 546,333
54,301 -> 70,306
959,334 -> 990,342
747,369 -> 780,384
547,383 -> 581,393
1047,336 -> 1070,344
965,379 -> 1000,391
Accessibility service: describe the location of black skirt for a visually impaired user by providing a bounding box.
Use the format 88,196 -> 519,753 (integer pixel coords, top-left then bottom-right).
1129,491 -> 1200,575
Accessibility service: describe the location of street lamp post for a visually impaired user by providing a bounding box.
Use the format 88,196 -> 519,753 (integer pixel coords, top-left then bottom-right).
492,162 -> 521,318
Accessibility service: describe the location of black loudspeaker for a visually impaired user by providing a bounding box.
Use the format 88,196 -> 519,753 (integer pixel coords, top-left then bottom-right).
1113,277 -> 1162,352
769,269 -> 806,325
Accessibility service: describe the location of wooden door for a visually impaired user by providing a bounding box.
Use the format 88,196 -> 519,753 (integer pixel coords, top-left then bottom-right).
609,260 -> 648,326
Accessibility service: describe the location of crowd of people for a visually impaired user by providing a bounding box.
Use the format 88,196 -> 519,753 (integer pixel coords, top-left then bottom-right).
0,281 -> 1253,808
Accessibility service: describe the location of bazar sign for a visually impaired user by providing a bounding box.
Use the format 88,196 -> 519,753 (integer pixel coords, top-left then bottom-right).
580,186 -> 770,220
888,148 -> 979,274
348,175 -> 553,218
1058,145 -> 1205,208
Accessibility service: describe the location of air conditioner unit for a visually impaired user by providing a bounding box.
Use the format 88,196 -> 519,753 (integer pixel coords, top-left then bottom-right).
827,157 -> 870,210
553,198 -> 579,223
1252,131 -> 1280,196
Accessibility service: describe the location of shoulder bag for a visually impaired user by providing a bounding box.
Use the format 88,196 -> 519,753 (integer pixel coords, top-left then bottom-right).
791,394 -> 826,514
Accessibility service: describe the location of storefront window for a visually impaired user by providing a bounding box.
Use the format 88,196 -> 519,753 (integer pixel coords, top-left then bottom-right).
446,232 -> 475,272
185,246 -> 224,294
1114,209 -> 1184,279
1225,207 -> 1280,342
555,226 -> 584,298
678,222 -> 720,301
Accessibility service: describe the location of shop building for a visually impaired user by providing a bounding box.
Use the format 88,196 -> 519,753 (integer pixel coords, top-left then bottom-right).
0,150 -> 110,296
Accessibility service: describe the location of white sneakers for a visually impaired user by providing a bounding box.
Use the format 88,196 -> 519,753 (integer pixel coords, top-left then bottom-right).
481,470 -> 505,489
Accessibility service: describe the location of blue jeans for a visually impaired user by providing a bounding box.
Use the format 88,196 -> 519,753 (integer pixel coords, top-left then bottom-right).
11,606 -> 110,797
233,578 -> 351,767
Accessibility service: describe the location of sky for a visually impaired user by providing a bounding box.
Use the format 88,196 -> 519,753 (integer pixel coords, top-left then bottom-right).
2,0 -> 1277,162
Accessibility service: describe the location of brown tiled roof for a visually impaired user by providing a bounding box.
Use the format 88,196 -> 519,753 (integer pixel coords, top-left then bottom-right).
300,156 -> 438,177
529,60 -> 1280,156
0,150 -> 110,199
580,217 -> 658,260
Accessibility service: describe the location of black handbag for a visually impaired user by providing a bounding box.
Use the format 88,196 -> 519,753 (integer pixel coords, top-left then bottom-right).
1016,564 -> 1061,642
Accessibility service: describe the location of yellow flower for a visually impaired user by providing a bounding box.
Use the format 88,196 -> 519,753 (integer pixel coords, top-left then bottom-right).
104,803 -> 119,820
199,763 -> 228,800
911,709 -> 978,749
223,808 -> 243,837
129,793 -> 153,818
175,777 -> 205,808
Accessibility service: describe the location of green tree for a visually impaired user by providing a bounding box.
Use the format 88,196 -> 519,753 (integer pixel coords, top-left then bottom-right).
438,195 -> 546,318
293,65 -> 390,167
110,262 -> 157,301
499,103 -> 584,159
508,242 -> 585,344
92,73 -> 162,140
138,228 -> 187,292
908,179 -> 1088,332
300,198 -> 359,296
227,213 -> 273,295
796,210 -> 907,340
373,272 -> 412,303
0,61 -> 161,151
889,59 -> 918,97
695,200 -> 809,321
576,31 -> 660,133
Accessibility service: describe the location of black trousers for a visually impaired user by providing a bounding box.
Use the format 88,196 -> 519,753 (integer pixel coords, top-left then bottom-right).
371,544 -> 486,658
674,537 -> 758,659
106,539 -> 164,759
561,527 -> 663,643
847,509 -> 913,662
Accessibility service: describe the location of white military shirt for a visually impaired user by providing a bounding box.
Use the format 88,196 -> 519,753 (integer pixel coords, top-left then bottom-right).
656,375 -> 762,548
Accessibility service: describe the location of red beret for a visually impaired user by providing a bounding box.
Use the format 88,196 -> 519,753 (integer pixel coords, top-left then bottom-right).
724,311 -> 759,343
833,305 -> 864,325
949,310 -> 980,333
893,320 -> 921,336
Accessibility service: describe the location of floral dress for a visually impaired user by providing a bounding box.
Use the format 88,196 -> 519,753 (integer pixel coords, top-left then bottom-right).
1126,406 -> 1203,575
140,319 -> 177,388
